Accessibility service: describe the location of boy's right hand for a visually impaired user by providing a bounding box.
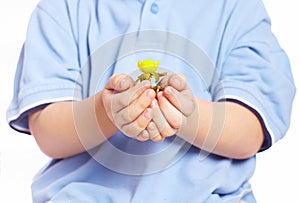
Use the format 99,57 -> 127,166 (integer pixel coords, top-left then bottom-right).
102,73 -> 156,141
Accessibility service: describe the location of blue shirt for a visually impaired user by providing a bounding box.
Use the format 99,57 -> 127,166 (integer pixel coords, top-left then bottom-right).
7,0 -> 295,202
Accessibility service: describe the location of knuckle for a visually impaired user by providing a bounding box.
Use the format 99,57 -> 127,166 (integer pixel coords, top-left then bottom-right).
184,99 -> 196,116
135,98 -> 146,110
121,125 -> 139,138
127,107 -> 137,121
114,111 -> 129,127
135,116 -> 149,129
147,122 -> 156,132
117,96 -> 128,107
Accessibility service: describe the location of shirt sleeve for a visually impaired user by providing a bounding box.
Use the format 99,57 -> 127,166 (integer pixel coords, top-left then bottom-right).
212,0 -> 296,151
6,3 -> 82,134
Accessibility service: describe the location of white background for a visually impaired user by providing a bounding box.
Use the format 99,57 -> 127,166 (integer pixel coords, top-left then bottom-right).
0,0 -> 299,202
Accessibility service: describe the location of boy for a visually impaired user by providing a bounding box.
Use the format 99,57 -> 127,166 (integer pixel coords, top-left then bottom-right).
7,0 -> 295,202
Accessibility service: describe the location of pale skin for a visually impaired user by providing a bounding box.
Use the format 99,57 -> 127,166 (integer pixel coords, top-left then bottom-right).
29,73 -> 263,159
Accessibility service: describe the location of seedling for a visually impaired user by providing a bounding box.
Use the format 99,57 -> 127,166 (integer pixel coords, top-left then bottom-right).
135,60 -> 167,92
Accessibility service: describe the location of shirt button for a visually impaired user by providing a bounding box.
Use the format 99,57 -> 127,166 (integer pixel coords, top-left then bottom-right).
150,3 -> 159,14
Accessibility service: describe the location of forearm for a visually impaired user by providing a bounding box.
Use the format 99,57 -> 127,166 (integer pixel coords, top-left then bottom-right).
29,91 -> 118,159
180,98 -> 264,159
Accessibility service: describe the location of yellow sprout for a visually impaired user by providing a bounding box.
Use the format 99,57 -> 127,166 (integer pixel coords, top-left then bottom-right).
136,60 -> 167,83
136,59 -> 167,93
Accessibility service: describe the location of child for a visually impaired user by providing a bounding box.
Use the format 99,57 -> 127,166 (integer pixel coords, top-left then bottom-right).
7,0 -> 295,202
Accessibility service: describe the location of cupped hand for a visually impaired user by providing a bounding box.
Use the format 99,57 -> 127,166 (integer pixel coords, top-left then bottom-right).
146,74 -> 197,142
102,73 -> 156,140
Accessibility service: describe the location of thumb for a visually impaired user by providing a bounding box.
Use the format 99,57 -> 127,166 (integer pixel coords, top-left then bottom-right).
168,74 -> 188,91
105,73 -> 135,92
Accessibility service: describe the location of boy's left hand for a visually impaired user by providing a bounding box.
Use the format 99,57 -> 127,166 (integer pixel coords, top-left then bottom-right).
146,74 -> 196,142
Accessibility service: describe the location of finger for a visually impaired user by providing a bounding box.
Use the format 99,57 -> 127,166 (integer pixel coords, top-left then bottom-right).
168,74 -> 188,91
157,75 -> 168,88
147,121 -> 165,143
136,130 -> 150,142
151,134 -> 165,142
162,86 -> 196,117
112,80 -> 152,113
146,121 -> 161,141
159,74 -> 188,91
105,73 -> 135,92
151,99 -> 177,139
120,108 -> 152,138
114,89 -> 156,127
156,92 -> 184,130
148,101 -> 165,142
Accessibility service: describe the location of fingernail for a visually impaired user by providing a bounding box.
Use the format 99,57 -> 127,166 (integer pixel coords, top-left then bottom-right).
141,80 -> 151,88
171,78 -> 180,88
144,109 -> 152,120
141,131 -> 149,139
146,89 -> 155,98
119,79 -> 128,88
164,86 -> 172,94
151,99 -> 157,107
156,91 -> 163,98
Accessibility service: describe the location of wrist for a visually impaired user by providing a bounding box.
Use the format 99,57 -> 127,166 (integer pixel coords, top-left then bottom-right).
94,91 -> 119,137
